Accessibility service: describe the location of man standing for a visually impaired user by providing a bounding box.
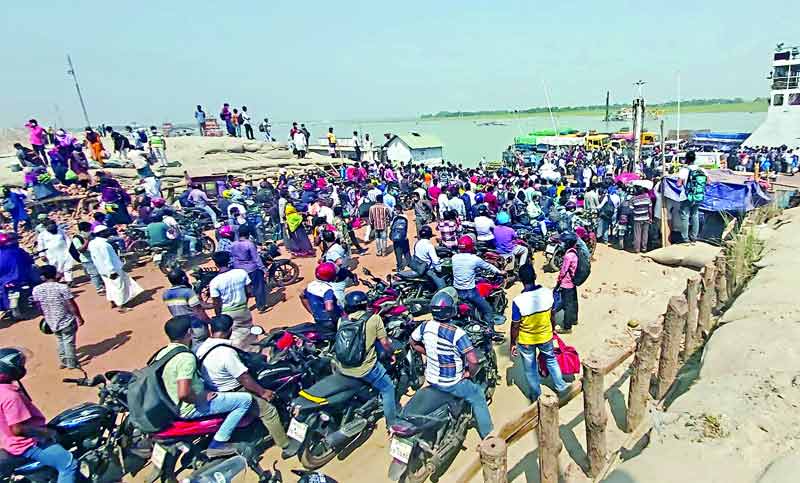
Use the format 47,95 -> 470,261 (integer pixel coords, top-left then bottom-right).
259,118 -> 273,141
208,252 -> 254,349
326,127 -> 337,158
369,194 -> 392,256
631,185 -> 653,253
88,225 -> 144,311
241,106 -> 254,140
32,265 -> 85,370
677,152 -> 706,243
36,222 -> 74,286
352,131 -> 361,161
148,126 -> 168,167
220,103 -> 234,137
72,222 -> 104,295
389,212 -> 410,271
25,119 -> 47,166
509,264 -> 570,402
229,226 -> 268,313
555,233 -> 579,334
195,105 -> 206,136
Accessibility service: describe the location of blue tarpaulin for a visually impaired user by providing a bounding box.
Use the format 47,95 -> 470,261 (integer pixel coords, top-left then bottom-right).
662,176 -> 770,212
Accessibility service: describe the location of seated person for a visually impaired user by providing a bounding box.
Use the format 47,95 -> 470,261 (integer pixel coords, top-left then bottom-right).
300,262 -> 342,332
411,225 -> 446,289
473,205 -> 496,249
153,316 -> 253,457
196,315 -> 290,454
146,214 -> 177,253
494,211 -> 529,267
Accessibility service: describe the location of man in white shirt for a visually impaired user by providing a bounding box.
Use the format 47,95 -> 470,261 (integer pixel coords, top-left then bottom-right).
411,226 -> 445,289
367,184 -> 382,203
317,200 -> 334,224
88,225 -> 144,310
447,193 -> 467,219
209,252 -> 253,349
196,315 -> 290,452
241,106 -> 254,140
473,206 -> 496,247
437,191 -> 450,220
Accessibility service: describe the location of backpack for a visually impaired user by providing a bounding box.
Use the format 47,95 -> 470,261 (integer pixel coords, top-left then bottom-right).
598,198 -> 614,220
68,235 -> 83,263
333,312 -> 371,368
572,239 -> 592,286
390,216 -> 408,242
126,346 -> 192,433
685,169 -> 707,203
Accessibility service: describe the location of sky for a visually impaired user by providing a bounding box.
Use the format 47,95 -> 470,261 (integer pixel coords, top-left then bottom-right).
0,0 -> 794,128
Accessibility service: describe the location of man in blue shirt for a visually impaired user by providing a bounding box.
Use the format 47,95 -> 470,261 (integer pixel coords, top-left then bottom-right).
300,262 -> 342,331
452,236 -> 504,325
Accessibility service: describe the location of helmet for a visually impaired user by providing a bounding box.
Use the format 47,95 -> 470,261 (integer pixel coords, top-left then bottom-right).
222,190 -> 233,199
0,232 -> 18,247
344,291 -> 369,314
152,197 -> 166,208
315,262 -> 337,282
474,193 -> 485,204
218,225 -> 234,239
457,235 -> 475,253
561,232 -> 578,248
565,201 -> 576,211
430,287 -> 459,321
0,348 -> 26,381
302,181 -> 314,191
476,204 -> 489,216
418,225 -> 433,239
574,226 -> 588,239
496,211 -> 511,225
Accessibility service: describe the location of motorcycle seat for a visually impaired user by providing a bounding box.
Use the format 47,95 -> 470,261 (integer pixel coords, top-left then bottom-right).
396,270 -> 425,281
303,372 -> 367,399
0,450 -> 29,477
393,387 -> 464,435
152,412 -> 256,441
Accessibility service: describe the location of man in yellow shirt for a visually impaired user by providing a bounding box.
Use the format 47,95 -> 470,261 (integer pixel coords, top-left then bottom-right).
509,264 -> 569,402
326,127 -> 337,157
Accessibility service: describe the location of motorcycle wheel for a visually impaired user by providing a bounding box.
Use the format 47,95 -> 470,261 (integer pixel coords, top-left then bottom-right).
404,298 -> 430,317
401,455 -> 433,483
271,260 -> 300,287
199,236 -> 216,255
159,253 -> 179,275
492,291 -> 508,315
299,434 -> 337,470
130,240 -> 150,255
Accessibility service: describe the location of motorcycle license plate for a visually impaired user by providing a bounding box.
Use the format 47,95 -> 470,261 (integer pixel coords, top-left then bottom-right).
153,253 -> 163,263
150,443 -> 167,469
545,245 -> 556,254
287,418 -> 308,442
390,438 -> 413,464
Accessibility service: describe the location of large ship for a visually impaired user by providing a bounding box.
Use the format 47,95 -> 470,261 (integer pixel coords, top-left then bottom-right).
743,43 -> 800,148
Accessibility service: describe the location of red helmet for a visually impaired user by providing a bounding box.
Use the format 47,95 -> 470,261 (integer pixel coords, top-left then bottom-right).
0,232 -> 18,247
152,197 -> 166,208
315,262 -> 337,282
218,225 -> 234,239
574,226 -> 588,240
457,235 -> 475,253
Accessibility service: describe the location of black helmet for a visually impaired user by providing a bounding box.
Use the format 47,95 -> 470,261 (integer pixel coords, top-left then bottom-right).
430,287 -> 458,321
476,204 -> 489,216
343,290 -> 369,314
0,348 -> 27,381
418,225 -> 433,239
561,232 -> 578,248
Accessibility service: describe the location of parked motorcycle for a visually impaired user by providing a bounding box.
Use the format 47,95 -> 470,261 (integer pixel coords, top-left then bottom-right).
543,227 -> 596,273
260,243 -> 301,288
386,322 -> 500,483
3,281 -> 37,321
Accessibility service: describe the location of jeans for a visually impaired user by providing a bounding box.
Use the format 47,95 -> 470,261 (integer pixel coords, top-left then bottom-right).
199,205 -> 218,225
184,392 -> 253,442
150,147 -> 167,167
249,269 -> 267,310
427,269 -> 447,290
374,229 -> 387,254
393,239 -> 411,271
244,124 -> 254,140
509,243 -> 529,266
518,341 -> 568,401
55,323 -> 78,368
434,379 -> 493,438
235,388 -> 289,448
679,200 -> 700,242
597,217 -> 611,243
347,228 -> 365,251
198,121 -> 206,135
23,443 -> 78,483
82,260 -> 104,292
234,125 -> 242,137
183,235 -> 198,256
457,288 -> 496,324
356,362 -> 398,425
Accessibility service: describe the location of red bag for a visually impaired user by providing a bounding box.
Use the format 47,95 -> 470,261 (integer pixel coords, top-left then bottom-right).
538,333 -> 581,377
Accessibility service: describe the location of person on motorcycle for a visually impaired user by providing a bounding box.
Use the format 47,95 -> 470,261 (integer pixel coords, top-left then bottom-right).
216,224 -> 235,253
494,211 -> 529,268
300,262 -> 342,332
0,233 -> 37,316
452,236 -> 505,325
154,316 -> 253,457
411,225 -> 446,289
334,291 -> 398,426
409,289 -> 494,439
195,315 -> 291,456
146,213 -> 182,257
556,233 -> 580,334
509,264 -> 571,402
473,204 -> 496,249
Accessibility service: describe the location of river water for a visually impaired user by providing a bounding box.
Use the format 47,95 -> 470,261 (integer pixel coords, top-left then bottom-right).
270,111 -> 766,166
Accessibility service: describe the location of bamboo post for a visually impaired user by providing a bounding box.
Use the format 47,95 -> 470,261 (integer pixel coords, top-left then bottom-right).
478,437 -> 508,483
683,277 -> 701,359
698,263 -> 716,335
582,358 -> 607,477
626,322 -> 663,432
715,256 -> 729,310
656,296 -> 688,399
538,392 -> 561,483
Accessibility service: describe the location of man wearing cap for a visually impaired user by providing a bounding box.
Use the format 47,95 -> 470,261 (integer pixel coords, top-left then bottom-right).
88,225 -> 144,311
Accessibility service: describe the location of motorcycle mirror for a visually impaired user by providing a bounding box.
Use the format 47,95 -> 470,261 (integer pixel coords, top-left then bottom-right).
250,326 -> 265,336
362,267 -> 372,276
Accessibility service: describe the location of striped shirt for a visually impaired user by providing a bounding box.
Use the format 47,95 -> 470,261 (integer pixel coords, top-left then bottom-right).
369,203 -> 391,231
512,286 -> 554,345
162,285 -> 201,317
411,321 -> 474,387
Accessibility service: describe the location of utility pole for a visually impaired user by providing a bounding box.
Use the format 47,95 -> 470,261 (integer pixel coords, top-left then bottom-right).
632,80 -> 646,171
604,91 -> 610,122
67,55 -> 91,128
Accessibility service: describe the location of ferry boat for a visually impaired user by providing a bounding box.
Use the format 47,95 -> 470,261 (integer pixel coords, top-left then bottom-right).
743,43 -> 800,148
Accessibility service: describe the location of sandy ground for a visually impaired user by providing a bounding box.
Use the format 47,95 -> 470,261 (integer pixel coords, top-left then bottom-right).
2,210 -> 701,482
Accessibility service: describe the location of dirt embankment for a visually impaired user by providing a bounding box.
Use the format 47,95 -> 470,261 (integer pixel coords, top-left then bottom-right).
606,208 -> 800,483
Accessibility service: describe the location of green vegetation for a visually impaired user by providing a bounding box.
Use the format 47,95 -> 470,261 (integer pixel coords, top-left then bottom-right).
421,98 -> 768,120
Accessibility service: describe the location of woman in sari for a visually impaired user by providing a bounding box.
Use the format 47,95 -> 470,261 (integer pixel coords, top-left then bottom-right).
85,130 -> 106,165
284,204 -> 315,257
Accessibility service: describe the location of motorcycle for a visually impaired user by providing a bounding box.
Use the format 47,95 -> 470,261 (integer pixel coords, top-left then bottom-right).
260,243 -> 301,288
283,341 -> 424,470
543,226 -> 596,273
3,281 -> 37,321
387,322 -> 500,483
184,453 -> 338,483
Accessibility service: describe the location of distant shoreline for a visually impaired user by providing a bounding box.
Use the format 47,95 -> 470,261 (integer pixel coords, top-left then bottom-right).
419,99 -> 768,121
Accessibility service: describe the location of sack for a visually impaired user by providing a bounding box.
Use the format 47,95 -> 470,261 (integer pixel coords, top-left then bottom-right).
538,333 -> 581,377
686,169 -> 707,203
258,124 -> 266,133
572,239 -> 592,286
333,312 -> 370,368
127,346 -> 192,433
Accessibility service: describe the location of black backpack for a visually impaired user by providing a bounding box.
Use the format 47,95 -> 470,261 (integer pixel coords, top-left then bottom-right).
572,239 -> 592,286
126,346 -> 193,434
333,312 -> 371,368
390,216 -> 408,242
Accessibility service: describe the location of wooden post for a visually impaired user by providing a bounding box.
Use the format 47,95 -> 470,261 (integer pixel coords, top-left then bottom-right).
626,322 -> 663,432
656,296 -> 688,399
478,436 -> 508,483
683,277 -> 701,360
715,256 -> 729,310
698,263 -> 716,335
582,358 -> 607,477
538,392 -> 561,483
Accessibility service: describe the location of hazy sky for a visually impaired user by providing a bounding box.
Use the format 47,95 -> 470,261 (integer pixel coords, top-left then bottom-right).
1,0 -> 793,128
